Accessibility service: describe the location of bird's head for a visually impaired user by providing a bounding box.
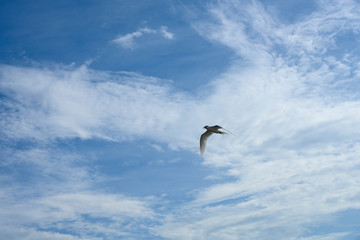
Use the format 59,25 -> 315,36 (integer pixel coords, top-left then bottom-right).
203,125 -> 208,129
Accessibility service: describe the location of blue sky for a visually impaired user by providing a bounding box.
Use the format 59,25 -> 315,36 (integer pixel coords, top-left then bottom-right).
1,0 -> 360,239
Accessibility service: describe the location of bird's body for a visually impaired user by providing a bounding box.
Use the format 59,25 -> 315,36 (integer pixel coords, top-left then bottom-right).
200,125 -> 229,156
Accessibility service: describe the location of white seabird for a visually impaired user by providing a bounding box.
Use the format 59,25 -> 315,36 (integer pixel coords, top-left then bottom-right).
200,125 -> 232,156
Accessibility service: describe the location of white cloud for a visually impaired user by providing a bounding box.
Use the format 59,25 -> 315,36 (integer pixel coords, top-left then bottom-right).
0,226 -> 86,240
0,147 -> 155,239
298,232 -> 352,240
154,0 -> 360,239
38,192 -> 154,219
0,140 -> 155,239
160,26 -> 174,39
0,190 -> 155,239
0,64 -> 185,142
2,0 -> 360,239
112,26 -> 174,49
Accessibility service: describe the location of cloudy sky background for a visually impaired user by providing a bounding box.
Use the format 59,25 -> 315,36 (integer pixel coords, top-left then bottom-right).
1,0 -> 360,239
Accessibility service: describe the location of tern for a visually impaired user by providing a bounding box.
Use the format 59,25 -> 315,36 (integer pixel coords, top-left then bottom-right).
200,125 -> 232,156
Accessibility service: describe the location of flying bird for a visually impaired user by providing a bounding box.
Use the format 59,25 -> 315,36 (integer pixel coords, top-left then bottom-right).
200,125 -> 233,156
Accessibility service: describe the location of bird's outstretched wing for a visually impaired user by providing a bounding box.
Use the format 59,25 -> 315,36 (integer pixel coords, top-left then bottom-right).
200,130 -> 213,156
219,126 -> 235,136
212,125 -> 223,130
212,125 -> 232,135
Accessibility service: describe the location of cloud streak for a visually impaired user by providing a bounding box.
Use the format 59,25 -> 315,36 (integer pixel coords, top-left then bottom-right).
112,26 -> 174,49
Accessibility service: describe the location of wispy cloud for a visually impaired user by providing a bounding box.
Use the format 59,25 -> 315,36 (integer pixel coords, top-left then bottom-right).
0,64 -> 183,142
0,190 -> 155,239
159,26 -> 174,39
156,0 -> 360,239
2,0 -> 360,239
112,26 -> 174,49
0,145 -> 156,239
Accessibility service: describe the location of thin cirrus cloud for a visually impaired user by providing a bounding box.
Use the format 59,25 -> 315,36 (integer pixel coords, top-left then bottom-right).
0,64 -> 183,142
1,0 -> 360,239
0,145 -> 156,239
0,190 -> 155,239
154,1 -> 360,239
0,64 -> 178,239
111,26 -> 174,49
